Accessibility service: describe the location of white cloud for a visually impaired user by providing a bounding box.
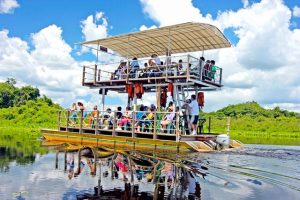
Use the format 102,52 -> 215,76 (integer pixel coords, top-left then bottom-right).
81,11 -> 108,42
139,0 -> 300,112
140,0 -> 213,26
0,26 -> 89,108
293,5 -> 300,17
242,0 -> 249,8
139,24 -> 157,31
0,0 -> 19,14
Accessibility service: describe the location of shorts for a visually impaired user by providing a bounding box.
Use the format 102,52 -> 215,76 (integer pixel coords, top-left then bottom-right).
190,115 -> 199,125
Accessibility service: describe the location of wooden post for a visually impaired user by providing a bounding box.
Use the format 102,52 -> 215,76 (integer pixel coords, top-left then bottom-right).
219,68 -> 223,85
112,111 -> 116,136
199,59 -> 203,81
95,110 -> 99,134
66,110 -> 70,130
208,116 -> 211,134
55,151 -> 59,169
94,64 -> 97,85
176,112 -> 180,142
58,111 -> 61,130
156,86 -> 161,110
132,111 -> 136,138
98,69 -> 101,81
80,110 -> 83,134
153,111 -> 157,139
64,151 -> 67,172
187,55 -> 190,80
82,66 -> 86,86
101,88 -> 105,111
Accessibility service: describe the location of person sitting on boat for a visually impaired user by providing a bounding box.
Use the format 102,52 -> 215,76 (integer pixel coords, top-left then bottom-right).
149,54 -> 162,77
202,60 -> 211,80
118,106 -> 132,130
210,60 -> 217,81
135,104 -> 146,132
177,59 -> 184,75
185,95 -> 199,135
116,106 -> 123,119
77,102 -> 87,126
69,103 -> 78,126
140,62 -> 147,78
129,57 -> 140,78
138,106 -> 155,132
103,108 -> 114,129
114,60 -> 127,80
88,105 -> 99,127
160,104 -> 175,132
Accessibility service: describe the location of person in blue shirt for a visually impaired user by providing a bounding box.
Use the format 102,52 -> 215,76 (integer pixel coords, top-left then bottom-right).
130,57 -> 140,78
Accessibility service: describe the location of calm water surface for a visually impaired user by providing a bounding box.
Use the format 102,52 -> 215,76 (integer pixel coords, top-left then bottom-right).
0,140 -> 299,200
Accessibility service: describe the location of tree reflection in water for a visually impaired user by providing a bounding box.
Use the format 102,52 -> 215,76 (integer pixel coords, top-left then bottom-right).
48,142 -> 208,200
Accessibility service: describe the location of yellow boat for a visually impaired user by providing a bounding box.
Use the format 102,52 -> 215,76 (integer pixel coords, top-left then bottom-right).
42,22 -> 243,152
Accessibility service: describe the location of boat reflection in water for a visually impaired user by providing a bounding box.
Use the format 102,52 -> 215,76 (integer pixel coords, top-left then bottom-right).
44,141 -> 207,200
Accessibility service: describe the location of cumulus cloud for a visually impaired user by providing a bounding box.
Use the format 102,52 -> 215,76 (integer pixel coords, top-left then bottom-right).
81,11 -> 108,41
293,5 -> 300,17
139,0 -> 300,112
140,0 -> 214,26
0,0 -> 19,14
0,26 -> 91,108
242,0 -> 249,8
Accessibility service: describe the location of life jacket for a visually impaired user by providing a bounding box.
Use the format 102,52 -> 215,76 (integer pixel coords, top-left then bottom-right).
160,89 -> 167,108
134,83 -> 144,99
126,84 -> 134,99
167,83 -> 173,97
197,92 -> 204,107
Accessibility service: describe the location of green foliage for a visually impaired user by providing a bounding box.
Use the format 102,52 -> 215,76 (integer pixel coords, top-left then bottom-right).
211,101 -> 299,118
0,79 -> 40,108
202,102 -> 300,145
0,98 -> 61,128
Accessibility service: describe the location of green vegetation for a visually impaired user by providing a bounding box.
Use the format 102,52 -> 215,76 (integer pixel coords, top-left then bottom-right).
0,79 -> 299,145
0,79 -> 61,128
202,102 -> 300,145
0,79 -> 58,171
0,127 -> 48,172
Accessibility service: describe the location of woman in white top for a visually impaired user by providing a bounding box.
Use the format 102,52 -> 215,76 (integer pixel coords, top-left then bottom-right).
187,95 -> 199,135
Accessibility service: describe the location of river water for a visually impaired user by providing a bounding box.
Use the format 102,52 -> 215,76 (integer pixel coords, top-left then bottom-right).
0,141 -> 299,200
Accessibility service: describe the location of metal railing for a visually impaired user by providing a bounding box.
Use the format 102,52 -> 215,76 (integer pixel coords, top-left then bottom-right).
58,110 -> 183,141
82,55 -> 223,85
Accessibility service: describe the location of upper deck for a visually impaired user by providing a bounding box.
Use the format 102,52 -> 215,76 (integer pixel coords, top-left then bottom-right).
82,54 -> 223,92
80,22 -> 230,93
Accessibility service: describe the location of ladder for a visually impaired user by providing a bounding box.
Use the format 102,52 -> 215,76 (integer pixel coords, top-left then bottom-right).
173,83 -> 192,135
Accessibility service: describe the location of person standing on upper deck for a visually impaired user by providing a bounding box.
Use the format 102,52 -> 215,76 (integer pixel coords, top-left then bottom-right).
210,60 -> 217,81
186,95 -> 199,135
130,57 -> 139,78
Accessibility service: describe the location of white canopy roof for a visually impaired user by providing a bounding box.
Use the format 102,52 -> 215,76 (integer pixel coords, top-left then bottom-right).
81,22 -> 231,58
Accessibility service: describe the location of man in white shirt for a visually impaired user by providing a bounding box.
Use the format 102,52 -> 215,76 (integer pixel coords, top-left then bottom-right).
187,95 -> 199,135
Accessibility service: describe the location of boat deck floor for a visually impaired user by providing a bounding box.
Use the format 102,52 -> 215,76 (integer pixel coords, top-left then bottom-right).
83,75 -> 221,91
58,126 -> 218,142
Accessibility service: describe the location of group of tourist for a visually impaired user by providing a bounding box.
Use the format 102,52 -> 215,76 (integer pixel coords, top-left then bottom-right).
111,55 -> 218,82
68,94 -> 200,135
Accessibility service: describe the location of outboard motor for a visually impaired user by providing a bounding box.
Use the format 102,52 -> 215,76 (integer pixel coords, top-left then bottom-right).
215,134 -> 230,150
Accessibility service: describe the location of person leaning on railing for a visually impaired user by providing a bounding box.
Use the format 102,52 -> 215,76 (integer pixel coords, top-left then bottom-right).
160,106 -> 175,132
137,106 -> 155,132
88,105 -> 99,127
69,103 -> 78,126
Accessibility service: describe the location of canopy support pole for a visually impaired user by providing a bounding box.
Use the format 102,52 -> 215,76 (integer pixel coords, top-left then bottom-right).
101,88 -> 105,111
96,41 -> 100,63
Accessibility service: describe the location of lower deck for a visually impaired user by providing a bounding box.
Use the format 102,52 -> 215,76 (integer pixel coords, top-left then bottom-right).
42,128 -> 243,152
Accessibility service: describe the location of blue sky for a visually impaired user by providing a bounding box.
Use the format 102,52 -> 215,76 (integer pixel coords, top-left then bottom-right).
0,0 -> 300,112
